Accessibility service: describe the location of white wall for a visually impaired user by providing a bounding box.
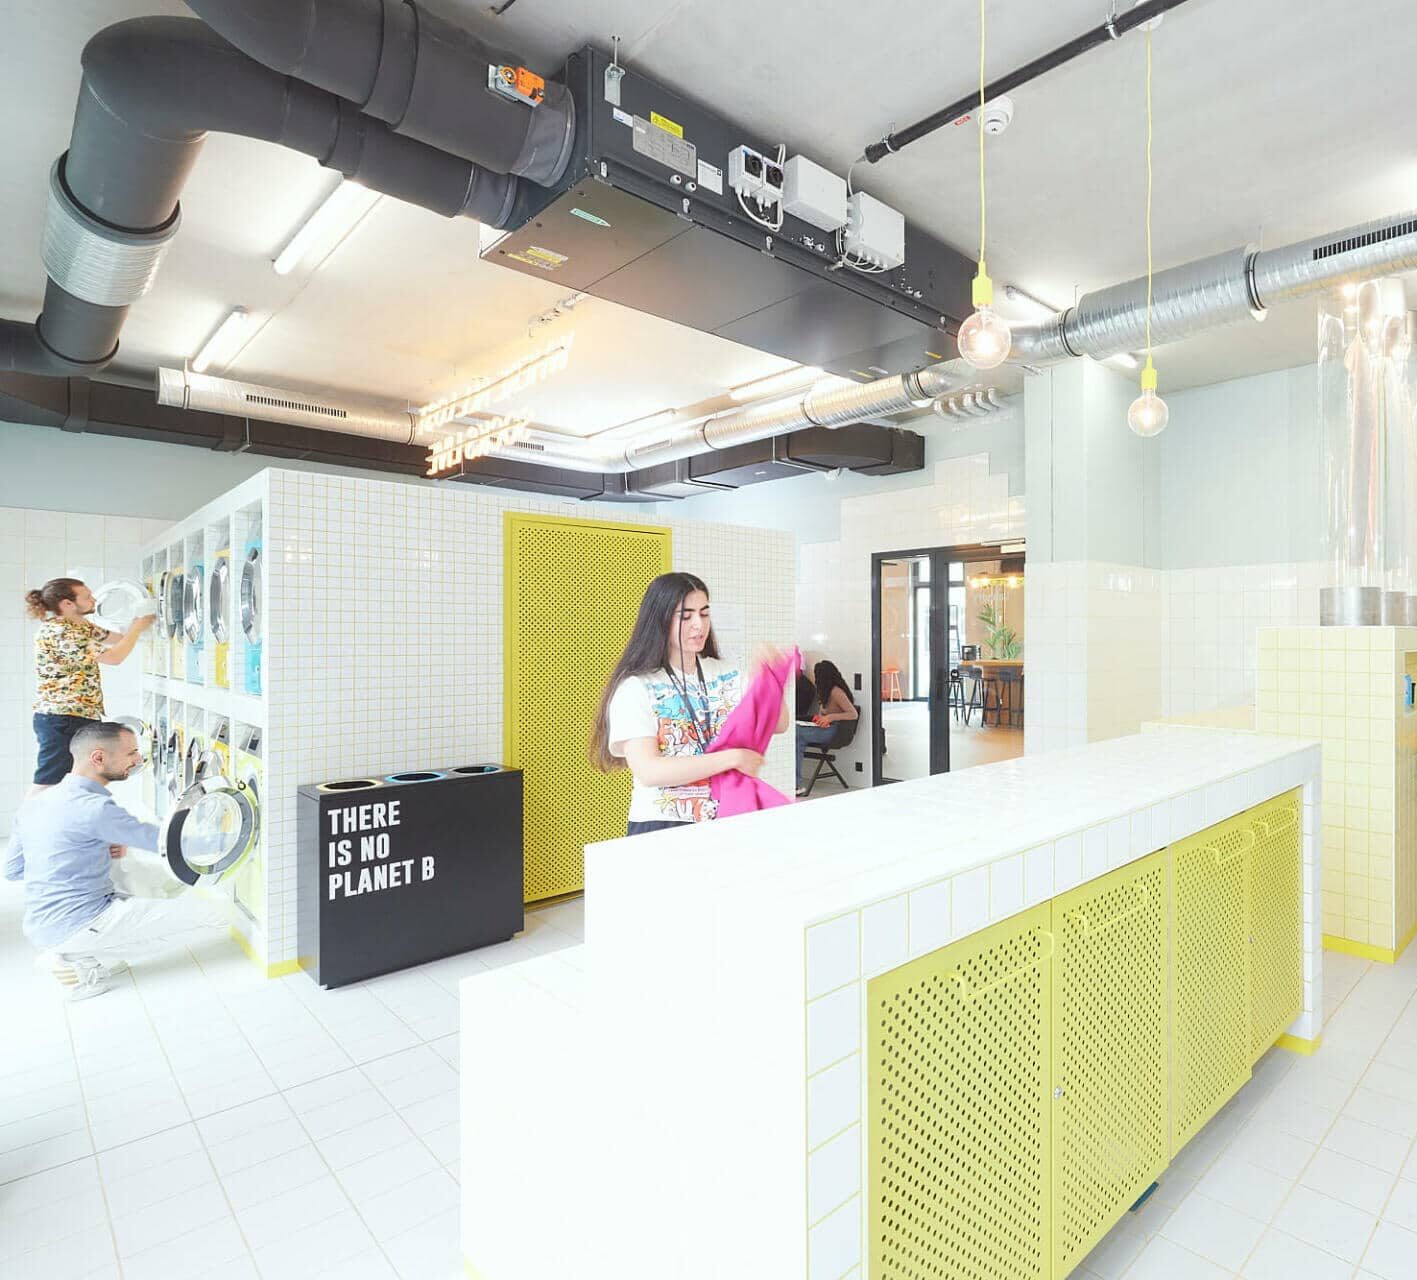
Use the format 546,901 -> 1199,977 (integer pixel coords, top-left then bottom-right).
1,506 -> 168,834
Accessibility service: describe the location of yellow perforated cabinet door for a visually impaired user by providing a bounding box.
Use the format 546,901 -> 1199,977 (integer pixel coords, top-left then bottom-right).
1170,813 -> 1252,1154
504,513 -> 671,903
1247,790 -> 1304,1062
1050,852 -> 1169,1275
868,904 -> 1053,1280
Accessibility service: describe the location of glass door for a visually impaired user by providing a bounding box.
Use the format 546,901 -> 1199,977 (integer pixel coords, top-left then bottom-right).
873,550 -> 947,782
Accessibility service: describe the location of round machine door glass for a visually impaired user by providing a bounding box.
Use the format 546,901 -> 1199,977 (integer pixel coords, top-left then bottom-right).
183,568 -> 204,643
209,558 -> 230,643
92,579 -> 157,633
156,572 -> 170,633
161,776 -> 259,885
240,548 -> 262,644
165,573 -> 184,637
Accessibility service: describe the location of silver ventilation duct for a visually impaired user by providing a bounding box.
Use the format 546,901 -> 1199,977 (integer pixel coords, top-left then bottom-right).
1012,210 -> 1417,362
157,368 -> 417,443
156,364 -> 961,474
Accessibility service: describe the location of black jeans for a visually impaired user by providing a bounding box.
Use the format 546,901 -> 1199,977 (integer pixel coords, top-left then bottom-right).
626,820 -> 690,838
33,712 -> 97,785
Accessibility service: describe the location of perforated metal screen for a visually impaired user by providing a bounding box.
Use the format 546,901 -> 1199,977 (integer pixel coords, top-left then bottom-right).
1170,813 -> 1252,1153
1051,852 -> 1168,1274
868,904 -> 1053,1280
504,513 -> 672,903
1248,789 -> 1304,1062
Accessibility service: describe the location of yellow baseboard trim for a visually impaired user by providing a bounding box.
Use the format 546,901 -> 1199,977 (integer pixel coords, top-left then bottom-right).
1275,1032 -> 1322,1056
1323,917 -> 1417,965
228,926 -> 306,979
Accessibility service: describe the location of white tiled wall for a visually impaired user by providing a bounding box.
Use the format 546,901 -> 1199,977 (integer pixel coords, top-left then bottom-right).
252,470 -> 795,967
1,505 -> 170,835
797,448 -> 1025,779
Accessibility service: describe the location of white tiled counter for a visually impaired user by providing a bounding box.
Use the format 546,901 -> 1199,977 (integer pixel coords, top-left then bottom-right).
460,728 -> 1321,1280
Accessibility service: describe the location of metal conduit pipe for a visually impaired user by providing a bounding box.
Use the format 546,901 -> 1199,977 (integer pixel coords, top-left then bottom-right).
1010,209 -> 1417,363
185,0 -> 576,185
2,16 -> 518,378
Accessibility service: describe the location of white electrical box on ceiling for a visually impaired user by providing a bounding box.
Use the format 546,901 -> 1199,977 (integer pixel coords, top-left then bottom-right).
782,156 -> 847,232
844,191 -> 905,271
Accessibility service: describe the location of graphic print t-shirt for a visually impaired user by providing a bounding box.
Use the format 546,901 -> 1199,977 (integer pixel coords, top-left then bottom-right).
33,618 -> 106,717
607,657 -> 744,823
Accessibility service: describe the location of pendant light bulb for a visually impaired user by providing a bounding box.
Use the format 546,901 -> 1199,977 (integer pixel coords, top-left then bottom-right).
1127,358 -> 1168,437
958,265 -> 1012,370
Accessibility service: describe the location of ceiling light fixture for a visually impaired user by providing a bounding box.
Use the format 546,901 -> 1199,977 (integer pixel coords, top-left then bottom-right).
272,180 -> 382,276
1001,284 -> 1056,320
958,0 -> 1012,372
727,365 -> 822,402
190,307 -> 253,374
1106,352 -> 1141,371
1127,21 -> 1169,438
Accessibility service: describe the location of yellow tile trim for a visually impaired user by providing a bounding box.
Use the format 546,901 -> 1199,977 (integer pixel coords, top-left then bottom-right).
1274,1032 -> 1322,1056
228,926 -> 306,978
1322,934 -> 1398,964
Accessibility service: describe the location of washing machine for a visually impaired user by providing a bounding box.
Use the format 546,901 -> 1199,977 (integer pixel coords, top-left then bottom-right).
184,720 -> 208,790
183,561 -> 204,683
210,549 -> 231,688
240,540 -> 262,695
160,773 -> 262,888
165,713 -> 185,808
232,729 -> 264,924
166,562 -> 185,677
209,717 -> 231,777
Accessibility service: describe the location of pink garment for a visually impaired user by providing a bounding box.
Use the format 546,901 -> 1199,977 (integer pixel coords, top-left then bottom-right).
708,647 -> 801,819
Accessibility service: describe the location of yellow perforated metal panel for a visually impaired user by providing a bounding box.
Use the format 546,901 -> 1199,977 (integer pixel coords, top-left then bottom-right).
868,905 -> 1053,1280
1248,789 -> 1304,1062
504,513 -> 671,903
1170,813 -> 1252,1154
1051,852 -> 1168,1275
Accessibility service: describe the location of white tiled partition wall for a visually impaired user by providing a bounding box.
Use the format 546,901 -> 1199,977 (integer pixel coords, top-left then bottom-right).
1,505 -> 169,835
797,448 -> 1024,779
154,468 -> 795,971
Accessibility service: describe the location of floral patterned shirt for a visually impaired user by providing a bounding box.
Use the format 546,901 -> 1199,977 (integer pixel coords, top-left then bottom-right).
33,618 -> 106,718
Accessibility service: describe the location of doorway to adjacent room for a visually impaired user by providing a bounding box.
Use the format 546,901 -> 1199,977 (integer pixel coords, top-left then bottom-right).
870,544 -> 1025,784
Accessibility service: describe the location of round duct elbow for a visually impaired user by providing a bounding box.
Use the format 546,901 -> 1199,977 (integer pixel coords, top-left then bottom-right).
43,154 -> 180,307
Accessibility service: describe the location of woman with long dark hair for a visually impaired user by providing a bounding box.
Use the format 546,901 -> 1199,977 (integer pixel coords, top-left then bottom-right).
591,572 -> 787,835
794,659 -> 858,795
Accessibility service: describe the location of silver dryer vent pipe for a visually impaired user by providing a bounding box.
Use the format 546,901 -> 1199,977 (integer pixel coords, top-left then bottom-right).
1011,210 -> 1417,362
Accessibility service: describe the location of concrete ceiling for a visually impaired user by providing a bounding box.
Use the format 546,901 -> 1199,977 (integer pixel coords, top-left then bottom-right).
3,0 -> 1416,439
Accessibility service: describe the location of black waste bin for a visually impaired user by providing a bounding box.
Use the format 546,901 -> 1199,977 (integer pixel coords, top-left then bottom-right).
297,764 -> 524,987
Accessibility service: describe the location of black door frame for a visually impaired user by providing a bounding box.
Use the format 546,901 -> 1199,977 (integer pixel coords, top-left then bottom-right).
871,542 -> 1020,785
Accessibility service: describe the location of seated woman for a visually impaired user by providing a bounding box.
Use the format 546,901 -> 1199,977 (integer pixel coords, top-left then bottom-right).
795,660 -> 859,796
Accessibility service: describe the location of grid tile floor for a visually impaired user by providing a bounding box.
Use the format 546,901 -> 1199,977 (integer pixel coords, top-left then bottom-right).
6,865 -> 1417,1278
0,867 -> 582,1280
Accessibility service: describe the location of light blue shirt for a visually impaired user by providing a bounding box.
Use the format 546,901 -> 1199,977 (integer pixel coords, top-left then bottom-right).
3,775 -> 160,948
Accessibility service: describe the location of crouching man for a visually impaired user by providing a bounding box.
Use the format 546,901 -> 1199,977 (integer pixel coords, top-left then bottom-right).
4,721 -> 231,1000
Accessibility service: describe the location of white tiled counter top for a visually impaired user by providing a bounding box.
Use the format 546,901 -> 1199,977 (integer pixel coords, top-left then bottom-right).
461,728 -> 1322,1280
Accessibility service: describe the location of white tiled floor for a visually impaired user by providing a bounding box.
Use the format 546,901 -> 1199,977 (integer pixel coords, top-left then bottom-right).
12,866 -> 1417,1280
0,868 -> 583,1280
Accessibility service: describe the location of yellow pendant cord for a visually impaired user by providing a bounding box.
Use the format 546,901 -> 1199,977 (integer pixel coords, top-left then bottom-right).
978,0 -> 987,272
1145,25 -> 1153,368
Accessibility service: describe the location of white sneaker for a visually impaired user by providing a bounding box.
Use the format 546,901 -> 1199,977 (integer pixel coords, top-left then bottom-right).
47,956 -> 115,1002
38,953 -> 127,981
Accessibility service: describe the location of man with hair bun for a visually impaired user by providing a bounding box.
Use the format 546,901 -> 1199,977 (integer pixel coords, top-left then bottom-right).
4,721 -> 230,1001
23,576 -> 152,798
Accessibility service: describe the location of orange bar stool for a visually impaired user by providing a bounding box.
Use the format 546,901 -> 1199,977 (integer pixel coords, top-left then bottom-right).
882,666 -> 904,701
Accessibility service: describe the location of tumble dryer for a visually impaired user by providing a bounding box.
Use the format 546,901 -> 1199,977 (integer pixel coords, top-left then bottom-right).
165,562 -> 185,677
232,727 -> 264,925
210,717 -> 231,777
160,774 -> 261,887
183,562 -> 204,683
210,548 -> 231,688
240,540 -> 262,695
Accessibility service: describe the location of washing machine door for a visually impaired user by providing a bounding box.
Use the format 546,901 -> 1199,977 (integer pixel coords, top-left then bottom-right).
185,735 -> 207,788
92,579 -> 158,633
209,558 -> 230,643
183,568 -> 204,643
165,573 -> 184,637
155,572 -> 170,633
240,547 -> 262,644
160,776 -> 260,885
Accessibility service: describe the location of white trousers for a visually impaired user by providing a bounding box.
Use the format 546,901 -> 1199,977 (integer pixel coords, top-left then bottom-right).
50,888 -> 231,964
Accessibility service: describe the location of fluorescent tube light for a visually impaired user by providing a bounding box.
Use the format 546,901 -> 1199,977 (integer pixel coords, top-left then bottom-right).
191,307 -> 253,374
1105,352 -> 1141,371
272,181 -> 381,276
728,365 -> 821,402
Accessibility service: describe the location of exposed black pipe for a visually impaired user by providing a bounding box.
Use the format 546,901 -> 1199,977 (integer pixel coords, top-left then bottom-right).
184,0 -> 575,185
862,0 -> 1194,164
2,16 -> 518,378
